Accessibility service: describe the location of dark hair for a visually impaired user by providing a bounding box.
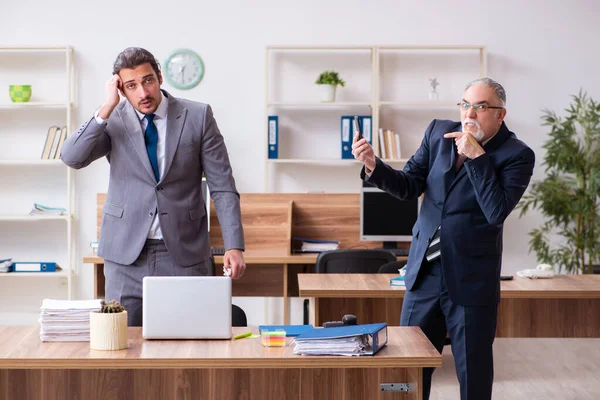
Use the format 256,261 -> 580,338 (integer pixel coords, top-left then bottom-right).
112,47 -> 161,76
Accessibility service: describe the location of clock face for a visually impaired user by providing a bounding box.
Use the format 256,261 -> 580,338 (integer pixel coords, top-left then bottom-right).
164,49 -> 204,90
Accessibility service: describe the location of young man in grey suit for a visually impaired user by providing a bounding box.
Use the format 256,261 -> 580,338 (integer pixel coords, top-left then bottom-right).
352,78 -> 535,399
61,47 -> 246,327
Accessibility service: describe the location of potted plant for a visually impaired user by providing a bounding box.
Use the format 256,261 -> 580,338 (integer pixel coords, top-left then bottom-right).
518,90 -> 600,274
315,70 -> 345,102
90,300 -> 128,350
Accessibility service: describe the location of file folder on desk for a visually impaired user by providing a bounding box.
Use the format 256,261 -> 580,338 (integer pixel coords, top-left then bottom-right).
12,262 -> 57,272
293,322 -> 387,356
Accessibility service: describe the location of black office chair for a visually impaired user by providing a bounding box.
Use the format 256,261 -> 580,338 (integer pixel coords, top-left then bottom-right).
315,249 -> 396,273
232,304 -> 247,327
378,260 -> 408,273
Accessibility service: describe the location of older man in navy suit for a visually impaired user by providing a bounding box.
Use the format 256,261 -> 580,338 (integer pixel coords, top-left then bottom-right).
352,78 -> 535,399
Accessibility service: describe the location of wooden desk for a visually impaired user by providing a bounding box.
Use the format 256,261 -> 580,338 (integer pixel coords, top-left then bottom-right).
299,274 -> 600,337
87,193 -> 409,324
0,326 -> 441,400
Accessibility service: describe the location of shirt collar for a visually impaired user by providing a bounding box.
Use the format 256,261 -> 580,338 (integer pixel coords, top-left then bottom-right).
135,91 -> 168,121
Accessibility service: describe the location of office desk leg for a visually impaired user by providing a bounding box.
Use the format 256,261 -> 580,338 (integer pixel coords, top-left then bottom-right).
283,263 -> 289,324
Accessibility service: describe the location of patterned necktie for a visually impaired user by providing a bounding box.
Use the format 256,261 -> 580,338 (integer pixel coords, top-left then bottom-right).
144,114 -> 160,181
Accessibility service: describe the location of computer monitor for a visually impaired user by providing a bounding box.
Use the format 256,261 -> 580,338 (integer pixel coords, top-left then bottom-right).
360,187 -> 419,248
201,177 -> 210,232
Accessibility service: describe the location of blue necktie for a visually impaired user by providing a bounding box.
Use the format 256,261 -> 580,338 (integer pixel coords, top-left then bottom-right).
144,114 -> 160,181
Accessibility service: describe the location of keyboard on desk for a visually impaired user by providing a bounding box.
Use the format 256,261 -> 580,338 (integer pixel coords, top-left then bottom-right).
211,247 -> 226,256
382,248 -> 410,256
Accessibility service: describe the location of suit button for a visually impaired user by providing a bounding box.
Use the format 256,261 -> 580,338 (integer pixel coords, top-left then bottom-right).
442,213 -> 447,218
149,212 -> 154,217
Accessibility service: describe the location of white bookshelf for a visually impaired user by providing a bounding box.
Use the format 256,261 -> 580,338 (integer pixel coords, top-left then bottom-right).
265,45 -> 486,192
0,46 -> 75,324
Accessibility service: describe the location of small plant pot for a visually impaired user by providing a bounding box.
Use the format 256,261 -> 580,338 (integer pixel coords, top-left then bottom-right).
90,311 -> 128,350
318,84 -> 336,102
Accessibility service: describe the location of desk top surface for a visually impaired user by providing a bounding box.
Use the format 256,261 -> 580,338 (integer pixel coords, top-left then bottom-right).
0,326 -> 441,369
298,274 -> 600,299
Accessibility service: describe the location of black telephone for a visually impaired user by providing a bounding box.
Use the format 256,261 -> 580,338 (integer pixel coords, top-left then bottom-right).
353,116 -> 363,140
323,314 -> 358,328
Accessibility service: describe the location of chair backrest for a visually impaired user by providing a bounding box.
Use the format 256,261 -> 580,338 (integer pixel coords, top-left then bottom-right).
378,260 -> 408,273
315,249 -> 396,273
232,304 -> 247,327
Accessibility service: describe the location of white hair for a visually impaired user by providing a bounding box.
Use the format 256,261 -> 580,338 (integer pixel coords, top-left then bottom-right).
465,77 -> 506,106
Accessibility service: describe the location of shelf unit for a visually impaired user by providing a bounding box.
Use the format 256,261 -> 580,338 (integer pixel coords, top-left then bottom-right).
0,46 -> 75,323
265,45 -> 486,192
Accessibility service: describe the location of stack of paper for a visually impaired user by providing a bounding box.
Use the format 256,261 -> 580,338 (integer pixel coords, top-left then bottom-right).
29,203 -> 67,216
39,299 -> 102,342
293,323 -> 388,356
0,258 -> 12,273
293,237 -> 339,253
294,335 -> 368,356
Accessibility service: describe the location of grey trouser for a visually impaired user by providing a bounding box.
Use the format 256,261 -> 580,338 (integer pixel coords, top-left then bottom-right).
104,239 -> 209,327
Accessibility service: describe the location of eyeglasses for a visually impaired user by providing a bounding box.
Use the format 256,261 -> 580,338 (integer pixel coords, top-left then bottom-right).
457,102 -> 504,113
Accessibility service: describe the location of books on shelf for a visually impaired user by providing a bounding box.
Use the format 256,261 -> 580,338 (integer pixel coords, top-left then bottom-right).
39,299 -> 102,342
41,126 -> 67,160
293,323 -> 388,356
293,237 -> 339,253
377,128 -> 402,160
29,203 -> 67,216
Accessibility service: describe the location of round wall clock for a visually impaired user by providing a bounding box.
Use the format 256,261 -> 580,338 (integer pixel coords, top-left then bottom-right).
163,49 -> 205,90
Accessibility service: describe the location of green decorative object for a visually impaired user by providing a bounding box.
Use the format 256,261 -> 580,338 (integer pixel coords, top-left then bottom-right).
517,90 -> 600,274
315,70 -> 345,103
99,299 -> 125,313
9,85 -> 32,102
315,70 -> 345,87
163,49 -> 204,90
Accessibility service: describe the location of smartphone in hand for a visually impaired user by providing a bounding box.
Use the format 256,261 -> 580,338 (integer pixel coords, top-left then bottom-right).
353,116 -> 363,140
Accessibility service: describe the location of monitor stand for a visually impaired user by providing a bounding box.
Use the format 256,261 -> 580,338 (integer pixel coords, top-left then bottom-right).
382,241 -> 397,250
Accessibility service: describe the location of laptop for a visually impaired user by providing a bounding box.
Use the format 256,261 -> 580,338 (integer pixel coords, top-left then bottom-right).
142,276 -> 232,339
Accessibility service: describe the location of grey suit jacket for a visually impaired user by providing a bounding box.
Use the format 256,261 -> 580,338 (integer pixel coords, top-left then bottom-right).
61,90 -> 244,266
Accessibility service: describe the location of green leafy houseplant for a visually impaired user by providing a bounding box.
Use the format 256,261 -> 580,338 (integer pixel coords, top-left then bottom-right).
518,90 -> 600,274
315,70 -> 346,87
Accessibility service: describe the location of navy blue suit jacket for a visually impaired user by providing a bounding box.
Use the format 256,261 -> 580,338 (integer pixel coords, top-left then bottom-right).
363,119 -> 535,305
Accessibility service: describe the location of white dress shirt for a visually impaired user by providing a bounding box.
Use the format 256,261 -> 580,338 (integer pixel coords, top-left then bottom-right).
94,93 -> 168,239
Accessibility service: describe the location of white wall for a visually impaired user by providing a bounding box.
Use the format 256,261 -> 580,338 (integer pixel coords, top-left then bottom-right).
2,0 -> 599,324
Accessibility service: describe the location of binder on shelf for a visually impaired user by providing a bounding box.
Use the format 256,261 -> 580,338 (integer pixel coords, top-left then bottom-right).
293,322 -> 388,356
268,116 -> 278,159
341,116 -> 352,159
258,324 -> 314,337
341,116 -> 372,159
12,262 -> 58,273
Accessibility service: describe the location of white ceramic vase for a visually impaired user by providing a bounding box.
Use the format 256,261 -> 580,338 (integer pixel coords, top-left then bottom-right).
90,310 -> 128,351
319,84 -> 336,102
